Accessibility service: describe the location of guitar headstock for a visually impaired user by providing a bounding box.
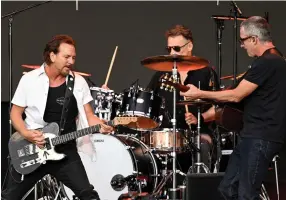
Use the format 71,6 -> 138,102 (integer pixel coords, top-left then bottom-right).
113,116 -> 138,126
159,73 -> 176,92
158,73 -> 190,92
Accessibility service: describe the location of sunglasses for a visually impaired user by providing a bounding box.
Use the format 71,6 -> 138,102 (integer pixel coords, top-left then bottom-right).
166,41 -> 191,53
239,36 -> 256,44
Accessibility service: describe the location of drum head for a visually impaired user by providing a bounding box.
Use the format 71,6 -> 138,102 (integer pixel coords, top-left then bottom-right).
62,134 -> 134,200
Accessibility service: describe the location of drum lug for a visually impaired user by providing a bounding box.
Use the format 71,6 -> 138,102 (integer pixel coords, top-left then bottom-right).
148,107 -> 152,115
126,146 -> 135,150
150,92 -> 154,100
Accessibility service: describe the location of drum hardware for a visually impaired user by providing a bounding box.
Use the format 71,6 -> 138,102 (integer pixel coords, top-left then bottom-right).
90,87 -> 118,121
62,134 -> 159,200
141,55 -> 209,72
21,175 -> 66,200
119,85 -> 163,130
110,174 -> 140,192
212,127 -> 222,173
141,54 -> 211,199
191,100 -> 210,174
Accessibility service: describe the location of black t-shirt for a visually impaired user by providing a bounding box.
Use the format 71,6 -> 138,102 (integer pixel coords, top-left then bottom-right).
241,48 -> 286,143
44,82 -> 79,153
147,66 -> 219,132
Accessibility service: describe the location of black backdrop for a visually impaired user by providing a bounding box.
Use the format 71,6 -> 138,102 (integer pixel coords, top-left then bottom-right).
2,1 -> 286,100
2,1 -> 286,197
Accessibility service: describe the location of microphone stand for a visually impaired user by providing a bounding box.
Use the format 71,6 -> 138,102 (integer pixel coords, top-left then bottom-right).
2,2 -> 53,199
1,1 -> 53,137
215,19 -> 224,87
230,0 -> 242,87
230,1 -> 242,149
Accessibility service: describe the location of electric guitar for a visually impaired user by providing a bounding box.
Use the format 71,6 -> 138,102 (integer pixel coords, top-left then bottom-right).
9,116 -> 139,175
159,74 -> 244,131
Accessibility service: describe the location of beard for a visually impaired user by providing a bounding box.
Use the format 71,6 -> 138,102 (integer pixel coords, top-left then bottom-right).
60,66 -> 71,76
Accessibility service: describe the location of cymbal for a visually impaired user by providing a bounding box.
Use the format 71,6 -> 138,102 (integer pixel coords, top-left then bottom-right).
141,55 -> 209,72
177,99 -> 213,106
220,72 -> 245,80
22,65 -> 91,77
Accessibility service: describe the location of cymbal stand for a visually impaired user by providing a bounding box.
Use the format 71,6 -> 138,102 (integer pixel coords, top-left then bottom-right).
191,83 -> 210,174
213,125 -> 222,173
169,55 -> 179,199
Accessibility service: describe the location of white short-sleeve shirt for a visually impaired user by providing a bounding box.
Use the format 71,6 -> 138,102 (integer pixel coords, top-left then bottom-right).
12,64 -> 95,150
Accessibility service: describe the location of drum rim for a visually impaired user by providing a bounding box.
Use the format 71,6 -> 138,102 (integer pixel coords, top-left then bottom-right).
115,134 -> 159,192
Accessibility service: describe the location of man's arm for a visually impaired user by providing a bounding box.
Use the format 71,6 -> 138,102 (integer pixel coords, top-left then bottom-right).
185,105 -> 216,125
83,103 -> 114,133
10,105 -> 45,147
10,105 -> 28,134
182,79 -> 258,103
84,103 -> 104,126
202,106 -> 216,122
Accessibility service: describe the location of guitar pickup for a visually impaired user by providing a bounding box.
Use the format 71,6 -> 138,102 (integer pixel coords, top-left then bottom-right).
24,144 -> 36,156
17,149 -> 25,157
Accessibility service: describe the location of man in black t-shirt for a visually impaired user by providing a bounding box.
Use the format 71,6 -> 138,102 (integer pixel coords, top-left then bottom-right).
181,16 -> 286,200
147,25 -> 220,170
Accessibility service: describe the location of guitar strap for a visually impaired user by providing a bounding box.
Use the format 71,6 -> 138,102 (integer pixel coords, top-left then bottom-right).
59,73 -> 75,135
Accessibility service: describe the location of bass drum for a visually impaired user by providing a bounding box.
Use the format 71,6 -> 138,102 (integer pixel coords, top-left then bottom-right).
61,134 -> 159,200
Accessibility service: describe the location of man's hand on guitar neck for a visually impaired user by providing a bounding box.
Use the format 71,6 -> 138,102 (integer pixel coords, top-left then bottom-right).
22,129 -> 46,148
99,121 -> 114,134
180,84 -> 201,100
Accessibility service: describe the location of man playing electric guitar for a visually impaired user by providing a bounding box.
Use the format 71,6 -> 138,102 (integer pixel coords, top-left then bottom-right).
2,35 -> 114,200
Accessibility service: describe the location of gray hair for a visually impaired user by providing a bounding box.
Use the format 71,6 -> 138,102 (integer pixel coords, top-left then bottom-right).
240,16 -> 272,42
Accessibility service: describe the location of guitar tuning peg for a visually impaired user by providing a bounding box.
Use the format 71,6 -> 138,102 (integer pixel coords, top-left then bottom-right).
165,85 -> 169,91
160,83 -> 165,89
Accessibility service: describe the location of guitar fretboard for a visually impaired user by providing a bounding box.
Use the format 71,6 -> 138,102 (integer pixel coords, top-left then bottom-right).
51,121 -> 114,146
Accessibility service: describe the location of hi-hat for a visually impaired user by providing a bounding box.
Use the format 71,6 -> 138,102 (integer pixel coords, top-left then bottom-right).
22,65 -> 92,77
141,55 -> 209,72
177,99 -> 213,106
220,72 -> 245,80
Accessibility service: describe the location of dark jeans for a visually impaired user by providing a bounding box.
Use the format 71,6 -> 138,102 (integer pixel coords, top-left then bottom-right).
218,137 -> 283,200
1,151 -> 99,200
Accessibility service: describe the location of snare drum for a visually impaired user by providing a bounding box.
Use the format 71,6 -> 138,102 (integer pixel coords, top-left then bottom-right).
142,128 -> 187,153
120,89 -> 163,130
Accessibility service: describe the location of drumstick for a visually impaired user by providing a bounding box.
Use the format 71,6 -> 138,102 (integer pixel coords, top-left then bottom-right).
180,77 -> 189,113
104,46 -> 118,85
180,77 -> 193,131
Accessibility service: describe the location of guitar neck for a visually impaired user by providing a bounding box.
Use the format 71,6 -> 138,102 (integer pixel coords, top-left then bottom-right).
161,80 -> 190,92
51,121 -> 114,146
174,83 -> 189,92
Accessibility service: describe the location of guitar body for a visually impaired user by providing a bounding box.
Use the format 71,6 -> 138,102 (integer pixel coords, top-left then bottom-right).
9,122 -> 65,175
215,103 -> 244,132
8,117 -> 138,175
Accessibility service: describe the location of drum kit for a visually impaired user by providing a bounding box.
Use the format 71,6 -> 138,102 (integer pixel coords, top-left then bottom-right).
21,55 -> 220,200
59,55 -> 221,200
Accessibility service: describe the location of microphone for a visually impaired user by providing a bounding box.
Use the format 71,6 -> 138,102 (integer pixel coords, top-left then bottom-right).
231,1 -> 242,15
122,174 -> 136,182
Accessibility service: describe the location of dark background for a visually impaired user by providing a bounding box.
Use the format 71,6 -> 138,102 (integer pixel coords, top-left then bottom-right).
2,1 -> 286,198
2,1 -> 286,99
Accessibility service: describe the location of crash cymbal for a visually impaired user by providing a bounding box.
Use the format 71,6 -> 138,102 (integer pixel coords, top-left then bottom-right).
220,72 -> 245,80
141,55 -> 209,72
22,65 -> 91,77
177,99 -> 213,106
